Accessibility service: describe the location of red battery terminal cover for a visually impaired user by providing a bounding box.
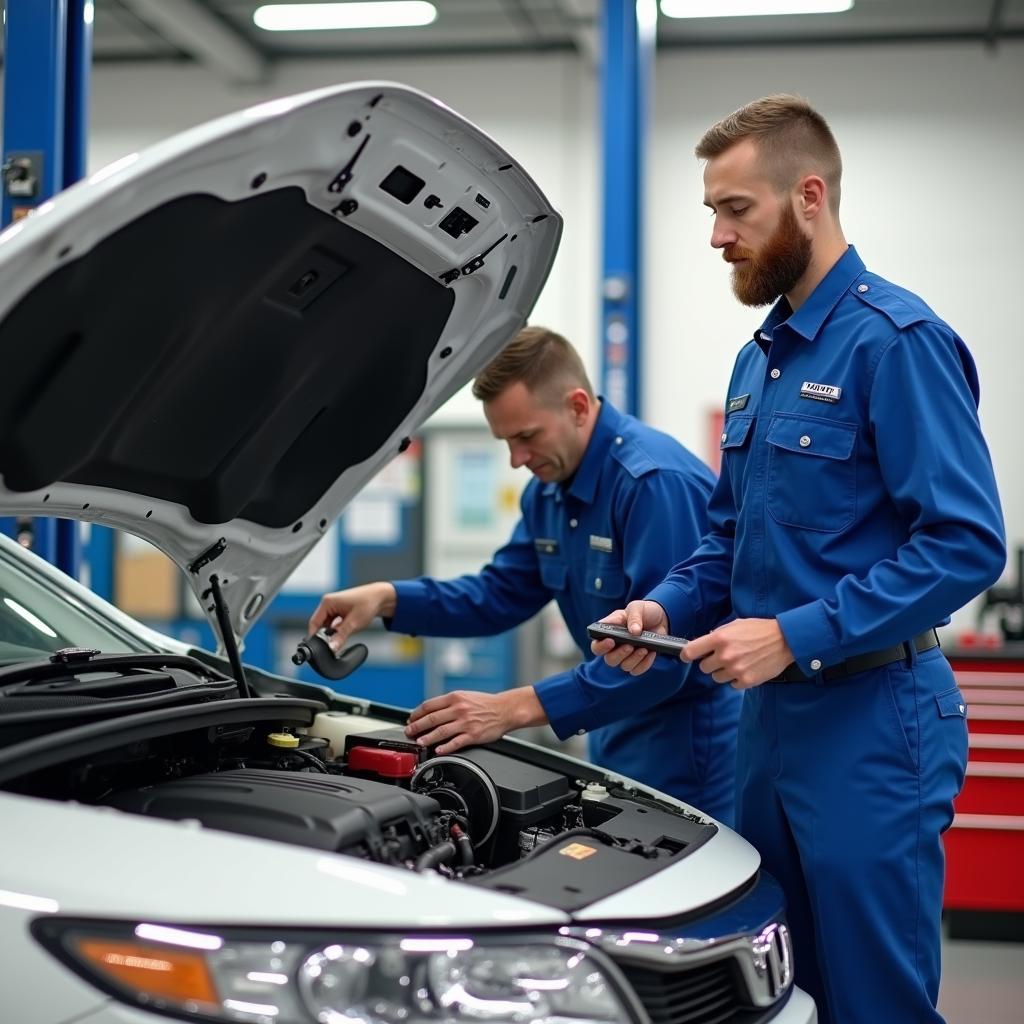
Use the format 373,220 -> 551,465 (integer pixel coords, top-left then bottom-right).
347,744 -> 418,779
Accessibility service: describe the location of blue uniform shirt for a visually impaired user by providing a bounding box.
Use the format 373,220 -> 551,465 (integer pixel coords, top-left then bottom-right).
648,246 -> 1005,671
389,400 -> 737,799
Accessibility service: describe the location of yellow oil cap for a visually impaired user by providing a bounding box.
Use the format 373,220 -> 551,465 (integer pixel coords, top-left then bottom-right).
267,732 -> 299,749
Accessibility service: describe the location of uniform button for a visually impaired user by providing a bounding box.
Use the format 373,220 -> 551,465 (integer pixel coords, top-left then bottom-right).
799,435 -> 811,448
594,578 -> 603,590
569,518 -> 578,528
857,284 -> 869,293
546,544 -> 555,553
614,436 -> 623,445
770,368 -> 781,380
810,659 -> 822,671
721,432 -> 728,443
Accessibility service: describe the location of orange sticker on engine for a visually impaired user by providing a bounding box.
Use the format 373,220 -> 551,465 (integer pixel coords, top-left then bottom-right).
559,842 -> 598,860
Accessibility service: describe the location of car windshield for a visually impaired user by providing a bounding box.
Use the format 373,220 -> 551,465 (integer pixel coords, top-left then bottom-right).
0,544 -> 147,664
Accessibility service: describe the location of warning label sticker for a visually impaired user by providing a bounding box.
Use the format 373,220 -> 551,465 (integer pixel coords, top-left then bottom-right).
559,843 -> 598,861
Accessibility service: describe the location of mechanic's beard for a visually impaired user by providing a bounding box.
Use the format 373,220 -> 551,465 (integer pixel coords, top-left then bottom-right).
727,203 -> 812,308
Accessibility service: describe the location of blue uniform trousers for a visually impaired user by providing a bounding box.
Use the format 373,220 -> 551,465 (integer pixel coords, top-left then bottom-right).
736,646 -> 968,1023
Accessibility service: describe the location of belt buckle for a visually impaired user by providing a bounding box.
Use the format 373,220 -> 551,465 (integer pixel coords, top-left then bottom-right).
900,638 -> 916,668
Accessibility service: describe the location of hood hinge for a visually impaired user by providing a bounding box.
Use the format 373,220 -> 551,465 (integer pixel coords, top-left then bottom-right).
189,537 -> 227,575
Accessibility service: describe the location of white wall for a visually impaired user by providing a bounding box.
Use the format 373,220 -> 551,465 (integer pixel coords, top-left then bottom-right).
86,40 -> 1024,626
646,41 -> 1024,627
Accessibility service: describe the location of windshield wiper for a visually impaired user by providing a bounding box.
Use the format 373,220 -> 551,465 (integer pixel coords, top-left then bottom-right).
0,650 -> 232,696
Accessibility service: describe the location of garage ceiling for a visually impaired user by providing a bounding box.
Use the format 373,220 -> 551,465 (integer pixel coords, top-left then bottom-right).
3,1 -> 1024,82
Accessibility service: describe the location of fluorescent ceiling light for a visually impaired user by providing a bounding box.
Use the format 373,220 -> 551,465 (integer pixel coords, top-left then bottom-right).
661,0 -> 853,18
636,0 -> 659,34
253,2 -> 437,31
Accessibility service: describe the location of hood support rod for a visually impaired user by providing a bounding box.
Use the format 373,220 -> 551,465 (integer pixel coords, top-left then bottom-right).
206,573 -> 251,699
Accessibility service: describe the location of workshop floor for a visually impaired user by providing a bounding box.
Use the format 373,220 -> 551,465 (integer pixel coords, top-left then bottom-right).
939,936 -> 1024,1023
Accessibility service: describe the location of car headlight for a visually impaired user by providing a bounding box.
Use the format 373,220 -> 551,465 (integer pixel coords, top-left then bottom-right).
32,919 -> 633,1024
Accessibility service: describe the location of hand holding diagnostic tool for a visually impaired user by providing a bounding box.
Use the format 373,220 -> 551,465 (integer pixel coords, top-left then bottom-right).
586,621 -> 688,658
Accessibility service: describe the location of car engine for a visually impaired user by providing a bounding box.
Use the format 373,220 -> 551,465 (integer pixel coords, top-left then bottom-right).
0,656 -> 715,910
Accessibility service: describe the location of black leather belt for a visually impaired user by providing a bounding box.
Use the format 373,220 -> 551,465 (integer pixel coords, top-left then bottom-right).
770,629 -> 940,683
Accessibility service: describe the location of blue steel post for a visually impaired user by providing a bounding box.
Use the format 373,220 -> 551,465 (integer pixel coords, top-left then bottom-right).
599,0 -> 656,416
63,0 -> 93,185
61,0 -> 95,585
1,0 -> 93,579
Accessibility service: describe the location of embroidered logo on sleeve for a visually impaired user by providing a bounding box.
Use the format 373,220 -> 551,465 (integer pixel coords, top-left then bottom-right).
799,381 -> 842,403
727,393 -> 750,412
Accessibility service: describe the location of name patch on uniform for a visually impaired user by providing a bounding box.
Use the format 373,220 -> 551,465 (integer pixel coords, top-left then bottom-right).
727,393 -> 750,413
799,381 -> 842,404
589,535 -> 613,553
534,538 -> 559,555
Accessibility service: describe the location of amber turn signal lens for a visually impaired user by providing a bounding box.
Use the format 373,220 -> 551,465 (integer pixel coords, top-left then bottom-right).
74,938 -> 219,1005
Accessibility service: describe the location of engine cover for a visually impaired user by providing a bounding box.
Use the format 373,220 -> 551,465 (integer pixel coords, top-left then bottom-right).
104,768 -> 441,859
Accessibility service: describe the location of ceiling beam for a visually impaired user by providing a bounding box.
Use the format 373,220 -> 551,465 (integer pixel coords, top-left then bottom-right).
986,0 -> 1007,50
118,0 -> 269,83
557,0 -> 600,66
658,27 -> 1024,51
500,0 -> 545,44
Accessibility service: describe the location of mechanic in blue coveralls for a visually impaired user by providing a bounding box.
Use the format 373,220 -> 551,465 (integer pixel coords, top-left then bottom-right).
592,95 -> 1005,1024
309,327 -> 742,824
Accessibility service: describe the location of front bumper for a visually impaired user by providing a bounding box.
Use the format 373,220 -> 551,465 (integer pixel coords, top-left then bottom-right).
563,870 -> 817,1024
773,987 -> 818,1023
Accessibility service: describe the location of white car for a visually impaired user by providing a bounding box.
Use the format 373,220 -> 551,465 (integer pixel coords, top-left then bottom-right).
0,82 -> 816,1024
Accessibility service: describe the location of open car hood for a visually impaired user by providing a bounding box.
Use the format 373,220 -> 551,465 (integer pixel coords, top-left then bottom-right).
0,81 -> 561,644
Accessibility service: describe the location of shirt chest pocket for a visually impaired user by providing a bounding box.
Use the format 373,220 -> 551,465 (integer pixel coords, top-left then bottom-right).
766,414 -> 858,533
537,551 -> 569,591
583,551 -> 626,599
720,413 -> 755,500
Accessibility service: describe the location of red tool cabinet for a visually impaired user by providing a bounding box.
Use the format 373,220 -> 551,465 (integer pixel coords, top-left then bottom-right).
943,645 -> 1024,931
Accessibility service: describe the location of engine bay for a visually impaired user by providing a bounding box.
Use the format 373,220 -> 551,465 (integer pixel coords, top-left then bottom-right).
0,654 -> 716,912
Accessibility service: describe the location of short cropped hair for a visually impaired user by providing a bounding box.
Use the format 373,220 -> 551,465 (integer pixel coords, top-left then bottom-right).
472,326 -> 594,404
696,94 -> 842,214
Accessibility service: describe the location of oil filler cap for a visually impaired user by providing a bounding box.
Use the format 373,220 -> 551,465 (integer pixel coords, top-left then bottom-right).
267,732 -> 299,749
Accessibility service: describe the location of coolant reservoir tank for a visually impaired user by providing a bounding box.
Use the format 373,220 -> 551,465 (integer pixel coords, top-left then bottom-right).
304,711 -> 398,758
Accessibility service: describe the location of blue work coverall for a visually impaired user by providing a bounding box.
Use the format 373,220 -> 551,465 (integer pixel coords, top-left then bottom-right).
389,400 -> 742,823
647,246 -> 1005,1024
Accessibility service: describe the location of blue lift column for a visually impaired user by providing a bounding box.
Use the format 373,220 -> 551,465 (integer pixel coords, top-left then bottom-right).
1,0 -> 94,579
599,0 -> 656,415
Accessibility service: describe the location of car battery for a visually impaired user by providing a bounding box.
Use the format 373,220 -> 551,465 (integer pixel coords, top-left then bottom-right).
344,728 -> 427,787
347,745 -> 419,787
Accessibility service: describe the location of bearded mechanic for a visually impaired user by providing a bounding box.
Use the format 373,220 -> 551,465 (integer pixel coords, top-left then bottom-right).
593,95 -> 1005,1024
309,327 -> 742,824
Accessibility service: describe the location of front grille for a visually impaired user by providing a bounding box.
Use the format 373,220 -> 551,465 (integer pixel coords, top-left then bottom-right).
617,958 -> 765,1024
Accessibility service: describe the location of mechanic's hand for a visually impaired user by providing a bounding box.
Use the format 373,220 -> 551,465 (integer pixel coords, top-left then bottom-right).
307,582 -> 397,651
589,600 -> 669,676
405,688 -> 547,755
682,618 -> 794,689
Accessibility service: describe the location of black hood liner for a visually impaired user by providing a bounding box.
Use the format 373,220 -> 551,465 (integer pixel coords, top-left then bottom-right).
0,188 -> 454,528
